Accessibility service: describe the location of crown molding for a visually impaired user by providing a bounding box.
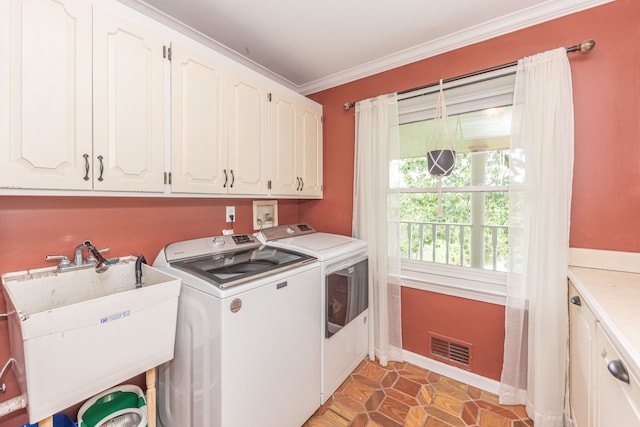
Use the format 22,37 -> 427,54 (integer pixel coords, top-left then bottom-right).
115,0 -> 612,96
298,0 -> 613,95
113,0 -> 300,91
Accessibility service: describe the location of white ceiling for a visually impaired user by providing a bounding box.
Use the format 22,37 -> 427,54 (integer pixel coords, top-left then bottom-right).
123,0 -> 610,94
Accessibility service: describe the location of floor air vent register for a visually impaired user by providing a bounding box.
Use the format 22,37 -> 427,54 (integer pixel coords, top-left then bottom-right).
429,332 -> 472,370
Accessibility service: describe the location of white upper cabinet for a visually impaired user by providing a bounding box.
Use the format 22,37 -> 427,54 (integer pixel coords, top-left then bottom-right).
1,0 -> 321,198
270,91 -> 323,197
0,0 -> 165,192
170,43 -> 228,194
226,73 -> 269,195
0,0 -> 93,190
270,95 -> 298,195
297,105 -> 323,197
170,42 -> 269,195
92,6 -> 165,192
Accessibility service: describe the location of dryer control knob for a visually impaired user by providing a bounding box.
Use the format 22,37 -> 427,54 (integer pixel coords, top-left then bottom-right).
286,226 -> 295,234
213,237 -> 226,248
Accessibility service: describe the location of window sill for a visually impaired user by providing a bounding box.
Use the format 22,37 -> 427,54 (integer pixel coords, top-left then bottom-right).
401,260 -> 507,305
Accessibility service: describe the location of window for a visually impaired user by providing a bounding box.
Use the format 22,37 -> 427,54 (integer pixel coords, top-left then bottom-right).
391,69 -> 515,302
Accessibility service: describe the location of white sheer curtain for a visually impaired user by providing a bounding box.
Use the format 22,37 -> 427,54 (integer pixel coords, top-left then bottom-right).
353,93 -> 403,365
499,48 -> 574,427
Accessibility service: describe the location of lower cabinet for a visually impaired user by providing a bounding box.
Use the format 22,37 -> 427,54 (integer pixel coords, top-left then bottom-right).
569,282 -> 596,427
594,322 -> 640,426
569,281 -> 640,427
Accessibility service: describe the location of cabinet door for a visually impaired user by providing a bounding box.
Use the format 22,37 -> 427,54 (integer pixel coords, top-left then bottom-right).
270,93 -> 299,195
0,0 -> 93,190
569,283 -> 596,427
170,43 -> 229,194
595,323 -> 640,426
93,6 -> 165,192
270,91 -> 323,197
297,105 -> 323,197
226,73 -> 269,195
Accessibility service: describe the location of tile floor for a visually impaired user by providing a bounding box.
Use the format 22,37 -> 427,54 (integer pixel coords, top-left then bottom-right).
304,358 -> 533,427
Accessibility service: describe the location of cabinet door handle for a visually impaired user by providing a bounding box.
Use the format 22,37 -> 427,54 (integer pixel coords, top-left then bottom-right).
608,360 -> 630,384
97,155 -> 104,181
296,177 -> 301,191
223,169 -> 228,188
83,154 -> 90,181
570,296 -> 581,306
230,170 -> 235,188
300,177 -> 304,191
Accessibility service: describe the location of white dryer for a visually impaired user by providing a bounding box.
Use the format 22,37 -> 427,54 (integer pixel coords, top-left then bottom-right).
256,224 -> 369,403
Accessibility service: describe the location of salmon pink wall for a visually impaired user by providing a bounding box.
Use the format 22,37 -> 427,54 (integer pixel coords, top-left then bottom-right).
0,196 -> 299,426
0,196 -> 299,273
402,288 -> 505,380
303,0 -> 640,251
302,0 -> 640,380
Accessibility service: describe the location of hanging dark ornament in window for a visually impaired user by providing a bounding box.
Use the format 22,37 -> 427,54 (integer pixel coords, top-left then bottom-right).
427,149 -> 456,176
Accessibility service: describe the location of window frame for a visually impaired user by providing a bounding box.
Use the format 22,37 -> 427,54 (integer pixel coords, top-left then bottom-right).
394,67 -> 516,304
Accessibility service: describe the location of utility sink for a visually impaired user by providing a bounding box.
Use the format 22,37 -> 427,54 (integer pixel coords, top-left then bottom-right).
1,257 -> 181,423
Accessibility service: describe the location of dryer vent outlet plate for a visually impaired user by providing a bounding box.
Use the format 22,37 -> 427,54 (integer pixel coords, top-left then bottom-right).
253,200 -> 278,230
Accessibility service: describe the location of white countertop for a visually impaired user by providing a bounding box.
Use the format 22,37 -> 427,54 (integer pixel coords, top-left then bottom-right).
568,248 -> 640,377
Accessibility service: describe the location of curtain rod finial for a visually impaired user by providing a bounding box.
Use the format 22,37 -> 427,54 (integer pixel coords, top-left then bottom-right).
579,39 -> 596,52
344,102 -> 355,111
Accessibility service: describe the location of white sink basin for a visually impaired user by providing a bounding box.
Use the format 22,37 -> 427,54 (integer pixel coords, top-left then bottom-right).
1,257 -> 181,423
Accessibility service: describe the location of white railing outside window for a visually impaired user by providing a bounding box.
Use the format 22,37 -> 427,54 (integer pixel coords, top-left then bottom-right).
397,220 -> 508,272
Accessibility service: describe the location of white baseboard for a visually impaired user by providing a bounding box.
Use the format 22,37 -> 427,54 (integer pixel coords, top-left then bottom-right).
402,350 -> 501,395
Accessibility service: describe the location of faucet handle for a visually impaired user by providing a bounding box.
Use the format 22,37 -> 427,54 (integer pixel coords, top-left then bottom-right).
86,247 -> 110,263
45,255 -> 71,268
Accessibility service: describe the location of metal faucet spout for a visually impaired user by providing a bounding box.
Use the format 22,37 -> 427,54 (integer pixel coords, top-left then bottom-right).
73,243 -> 87,266
84,241 -> 110,273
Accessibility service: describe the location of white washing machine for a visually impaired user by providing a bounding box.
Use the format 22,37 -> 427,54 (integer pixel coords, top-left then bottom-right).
256,224 -> 369,403
153,233 -> 321,427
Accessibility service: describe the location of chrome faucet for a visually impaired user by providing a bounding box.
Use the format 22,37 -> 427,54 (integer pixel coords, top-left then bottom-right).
46,240 -> 112,273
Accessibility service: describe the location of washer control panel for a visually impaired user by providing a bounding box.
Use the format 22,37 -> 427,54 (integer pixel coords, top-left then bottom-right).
164,233 -> 259,262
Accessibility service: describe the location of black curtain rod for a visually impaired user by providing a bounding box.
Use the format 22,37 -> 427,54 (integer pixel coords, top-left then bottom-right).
343,39 -> 596,111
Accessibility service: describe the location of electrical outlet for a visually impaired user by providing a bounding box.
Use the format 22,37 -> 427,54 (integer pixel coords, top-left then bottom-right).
225,206 -> 235,222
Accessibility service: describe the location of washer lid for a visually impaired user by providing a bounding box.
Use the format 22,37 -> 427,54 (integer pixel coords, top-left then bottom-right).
285,233 -> 355,251
274,233 -> 367,260
169,245 -> 316,288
